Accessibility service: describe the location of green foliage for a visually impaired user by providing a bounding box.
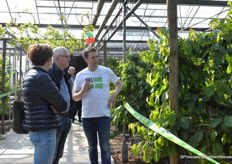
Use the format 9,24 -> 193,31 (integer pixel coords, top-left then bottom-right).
111,4 -> 232,163
109,52 -> 153,137
6,21 -> 86,52
3,12 -> 94,52
0,55 -> 12,115
0,25 -> 6,39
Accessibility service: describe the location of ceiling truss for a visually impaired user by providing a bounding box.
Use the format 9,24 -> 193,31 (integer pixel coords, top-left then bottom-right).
0,0 -> 230,57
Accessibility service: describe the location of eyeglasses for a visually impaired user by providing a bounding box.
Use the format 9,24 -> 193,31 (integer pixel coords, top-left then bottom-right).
58,55 -> 70,59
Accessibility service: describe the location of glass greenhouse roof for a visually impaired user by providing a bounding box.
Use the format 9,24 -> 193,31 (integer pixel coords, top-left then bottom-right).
0,0 -> 230,55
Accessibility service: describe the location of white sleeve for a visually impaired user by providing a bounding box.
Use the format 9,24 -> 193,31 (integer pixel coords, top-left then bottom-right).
107,68 -> 119,84
73,73 -> 81,93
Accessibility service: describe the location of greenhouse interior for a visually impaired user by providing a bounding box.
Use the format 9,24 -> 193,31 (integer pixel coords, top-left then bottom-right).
0,0 -> 232,164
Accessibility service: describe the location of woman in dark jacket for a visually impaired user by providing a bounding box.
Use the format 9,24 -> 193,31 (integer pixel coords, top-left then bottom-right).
22,44 -> 67,164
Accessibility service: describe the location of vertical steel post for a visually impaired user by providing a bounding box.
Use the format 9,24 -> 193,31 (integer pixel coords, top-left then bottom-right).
17,48 -> 23,100
13,49 -> 17,99
1,39 -> 6,134
103,40 -> 107,66
122,1 -> 126,63
8,53 -> 12,120
121,0 -> 128,162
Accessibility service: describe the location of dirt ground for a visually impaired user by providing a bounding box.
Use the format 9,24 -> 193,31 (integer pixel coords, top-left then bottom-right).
109,136 -> 148,164
109,136 -> 173,164
109,137 -> 229,164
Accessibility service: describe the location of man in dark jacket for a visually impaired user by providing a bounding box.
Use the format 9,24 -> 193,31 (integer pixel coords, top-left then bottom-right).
48,47 -> 73,164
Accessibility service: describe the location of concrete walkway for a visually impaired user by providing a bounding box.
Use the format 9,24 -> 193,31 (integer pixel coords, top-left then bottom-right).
0,122 -> 115,164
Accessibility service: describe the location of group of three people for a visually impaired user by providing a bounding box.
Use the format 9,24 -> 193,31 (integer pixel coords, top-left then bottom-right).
22,44 -> 123,164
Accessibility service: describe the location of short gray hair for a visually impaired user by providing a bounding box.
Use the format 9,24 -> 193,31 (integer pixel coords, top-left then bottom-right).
68,66 -> 75,73
53,47 -> 69,59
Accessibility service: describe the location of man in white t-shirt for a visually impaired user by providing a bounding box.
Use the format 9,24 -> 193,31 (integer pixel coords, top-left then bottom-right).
72,47 -> 123,164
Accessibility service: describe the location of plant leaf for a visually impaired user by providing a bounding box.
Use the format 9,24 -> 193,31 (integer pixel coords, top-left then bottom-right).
204,86 -> 215,97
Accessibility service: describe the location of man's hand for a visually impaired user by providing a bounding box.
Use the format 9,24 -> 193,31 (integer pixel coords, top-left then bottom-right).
107,80 -> 123,108
82,82 -> 91,93
50,105 -> 59,114
72,82 -> 91,102
108,93 -> 117,108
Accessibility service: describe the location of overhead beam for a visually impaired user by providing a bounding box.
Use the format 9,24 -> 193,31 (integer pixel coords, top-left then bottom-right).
95,0 -> 120,41
57,0 -> 65,28
96,5 -> 123,47
67,2 -> 76,20
35,0 -> 41,24
127,6 -> 160,39
186,6 -> 200,28
36,0 -> 229,6
3,30 -> 27,53
0,11 -> 228,20
98,0 -> 143,51
5,0 -> 13,20
0,11 -> 86,16
179,8 -> 229,32
139,0 -> 228,6
37,5 -> 91,9
0,23 -> 210,32
92,0 -> 105,26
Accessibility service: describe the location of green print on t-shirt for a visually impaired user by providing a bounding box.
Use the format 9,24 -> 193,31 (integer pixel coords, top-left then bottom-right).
93,77 -> 102,82
85,77 -> 103,89
95,83 -> 103,89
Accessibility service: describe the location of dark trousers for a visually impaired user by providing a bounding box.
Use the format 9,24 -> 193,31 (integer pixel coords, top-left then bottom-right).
72,100 -> 82,121
52,116 -> 71,164
77,101 -> 82,121
82,117 -> 111,164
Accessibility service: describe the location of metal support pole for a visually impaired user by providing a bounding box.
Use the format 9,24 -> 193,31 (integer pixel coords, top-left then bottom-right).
122,4 -> 127,62
13,49 -> 17,98
126,6 -> 160,39
92,0 -> 105,27
19,50 -> 22,84
103,40 -> 107,66
94,0 -> 119,42
95,7 -> 123,48
16,49 -> 23,100
98,0 -> 143,51
121,0 -> 128,162
1,39 -> 7,134
8,53 -> 11,120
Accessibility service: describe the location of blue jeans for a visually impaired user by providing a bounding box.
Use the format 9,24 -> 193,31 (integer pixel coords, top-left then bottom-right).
29,129 -> 57,164
52,117 -> 71,164
82,117 -> 111,164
